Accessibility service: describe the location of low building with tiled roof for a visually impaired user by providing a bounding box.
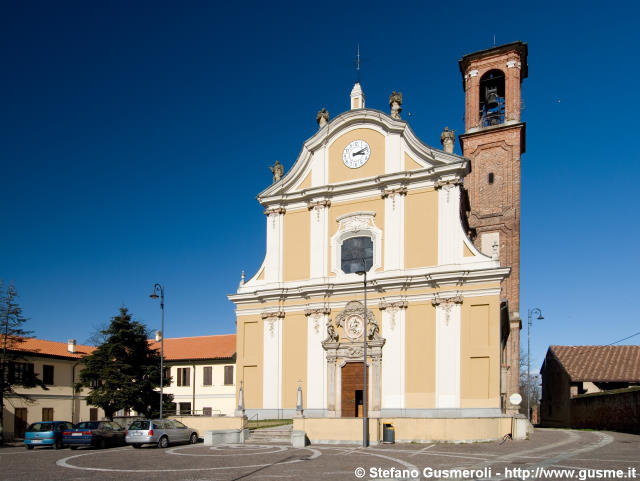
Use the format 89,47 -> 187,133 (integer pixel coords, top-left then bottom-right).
3,333 -> 238,441
2,338 -> 105,441
149,334 -> 237,417
149,334 -> 236,361
11,337 -> 95,359
540,345 -> 640,427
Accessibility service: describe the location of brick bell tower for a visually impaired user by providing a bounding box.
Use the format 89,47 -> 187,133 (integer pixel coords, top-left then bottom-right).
458,42 -> 528,409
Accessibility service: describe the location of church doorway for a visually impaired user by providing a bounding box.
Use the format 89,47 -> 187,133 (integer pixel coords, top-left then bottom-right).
341,362 -> 365,417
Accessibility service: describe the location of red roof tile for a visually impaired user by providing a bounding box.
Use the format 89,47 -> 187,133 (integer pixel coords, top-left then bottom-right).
149,334 -> 236,361
11,338 -> 95,359
549,345 -> 640,382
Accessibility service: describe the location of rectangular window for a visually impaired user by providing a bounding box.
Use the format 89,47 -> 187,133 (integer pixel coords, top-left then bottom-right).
203,366 -> 212,386
178,402 -> 191,415
163,367 -> 171,383
43,365 -> 54,385
202,407 -> 212,416
42,408 -> 53,422
90,408 -> 98,421
177,367 -> 190,387
224,366 -> 234,385
9,362 -> 34,384
341,236 -> 373,274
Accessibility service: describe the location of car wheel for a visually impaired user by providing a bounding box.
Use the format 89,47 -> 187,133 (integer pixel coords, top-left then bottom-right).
54,439 -> 63,450
132,444 -> 142,449
26,445 -> 34,450
157,436 -> 169,449
99,439 -> 106,449
189,433 -> 198,444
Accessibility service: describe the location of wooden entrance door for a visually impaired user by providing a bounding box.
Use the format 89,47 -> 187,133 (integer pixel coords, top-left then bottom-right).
14,408 -> 28,439
341,362 -> 364,417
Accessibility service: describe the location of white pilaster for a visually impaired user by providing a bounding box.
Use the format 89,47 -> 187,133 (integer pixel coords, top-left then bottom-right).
311,149 -> 327,187
386,134 -> 402,173
263,316 -> 283,409
383,192 -> 405,271
437,184 -> 463,265
381,308 -> 405,409
435,302 -> 461,408
309,204 -> 329,278
264,210 -> 284,283
306,314 -> 327,410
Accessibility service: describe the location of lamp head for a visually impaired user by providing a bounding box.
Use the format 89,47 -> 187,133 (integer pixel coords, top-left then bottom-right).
355,270 -> 365,276
149,292 -> 159,299
537,314 -> 544,320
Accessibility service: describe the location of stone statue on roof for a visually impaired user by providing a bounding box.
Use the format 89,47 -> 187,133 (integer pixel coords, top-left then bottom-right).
316,108 -> 329,128
389,91 -> 403,119
270,160 -> 284,183
440,127 -> 455,154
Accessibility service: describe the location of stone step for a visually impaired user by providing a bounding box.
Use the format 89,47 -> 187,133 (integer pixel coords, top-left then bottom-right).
245,427 -> 292,444
246,432 -> 291,440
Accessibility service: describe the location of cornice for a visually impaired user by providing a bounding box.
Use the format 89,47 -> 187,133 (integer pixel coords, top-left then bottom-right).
228,266 -> 509,305
459,121 -> 525,140
258,163 -> 468,208
233,287 -> 501,316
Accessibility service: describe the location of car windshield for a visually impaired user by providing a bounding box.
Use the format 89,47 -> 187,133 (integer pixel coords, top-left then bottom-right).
76,421 -> 100,430
27,422 -> 54,432
128,420 -> 151,430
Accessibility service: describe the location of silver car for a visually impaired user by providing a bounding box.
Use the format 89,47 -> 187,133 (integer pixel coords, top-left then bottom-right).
125,419 -> 198,448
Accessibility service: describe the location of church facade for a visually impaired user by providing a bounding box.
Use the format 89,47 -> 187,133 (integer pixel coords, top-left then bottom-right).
229,43 -> 527,441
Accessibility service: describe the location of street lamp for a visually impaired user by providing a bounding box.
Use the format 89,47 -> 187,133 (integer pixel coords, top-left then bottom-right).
356,260 -> 369,448
527,307 -> 544,421
149,283 -> 165,419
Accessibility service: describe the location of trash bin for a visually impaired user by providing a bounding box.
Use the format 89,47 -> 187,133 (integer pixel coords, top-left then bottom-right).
383,423 -> 395,444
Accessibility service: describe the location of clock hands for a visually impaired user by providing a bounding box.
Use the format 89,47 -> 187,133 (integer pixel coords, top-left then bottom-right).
352,147 -> 369,157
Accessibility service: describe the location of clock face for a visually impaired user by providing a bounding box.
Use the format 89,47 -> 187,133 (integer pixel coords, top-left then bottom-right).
342,140 -> 370,169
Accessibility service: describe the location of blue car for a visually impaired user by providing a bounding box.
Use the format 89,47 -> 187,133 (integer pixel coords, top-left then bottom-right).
63,421 -> 126,449
24,421 -> 74,450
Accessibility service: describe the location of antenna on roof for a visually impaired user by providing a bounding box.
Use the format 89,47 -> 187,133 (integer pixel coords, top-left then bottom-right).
493,34 -> 496,47
355,44 -> 361,83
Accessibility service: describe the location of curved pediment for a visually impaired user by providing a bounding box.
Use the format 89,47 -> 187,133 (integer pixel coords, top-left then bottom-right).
258,109 -> 466,202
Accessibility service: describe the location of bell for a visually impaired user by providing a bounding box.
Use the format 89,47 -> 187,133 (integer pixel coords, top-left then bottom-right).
485,86 -> 499,109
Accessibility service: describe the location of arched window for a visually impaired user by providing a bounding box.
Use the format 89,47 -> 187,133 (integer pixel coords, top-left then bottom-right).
341,236 -> 373,274
479,69 -> 505,126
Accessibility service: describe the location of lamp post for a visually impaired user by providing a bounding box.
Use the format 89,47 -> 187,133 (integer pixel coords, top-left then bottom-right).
527,308 -> 543,421
356,261 -> 368,448
149,283 -> 165,419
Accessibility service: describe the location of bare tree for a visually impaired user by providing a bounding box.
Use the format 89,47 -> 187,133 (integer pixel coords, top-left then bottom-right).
519,348 -> 541,417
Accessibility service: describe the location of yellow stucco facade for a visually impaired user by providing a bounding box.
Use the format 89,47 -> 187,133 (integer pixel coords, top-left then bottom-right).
229,86 -> 512,441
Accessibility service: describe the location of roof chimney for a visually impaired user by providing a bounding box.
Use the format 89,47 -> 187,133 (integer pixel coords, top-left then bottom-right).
67,339 -> 76,353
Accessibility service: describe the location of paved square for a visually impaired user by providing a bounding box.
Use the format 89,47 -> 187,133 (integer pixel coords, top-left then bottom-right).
1,429 -> 639,480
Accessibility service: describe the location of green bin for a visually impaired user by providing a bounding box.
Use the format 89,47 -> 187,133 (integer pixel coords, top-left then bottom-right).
383,423 -> 395,444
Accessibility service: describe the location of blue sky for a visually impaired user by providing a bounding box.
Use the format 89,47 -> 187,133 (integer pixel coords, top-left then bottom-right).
2,1 -> 639,371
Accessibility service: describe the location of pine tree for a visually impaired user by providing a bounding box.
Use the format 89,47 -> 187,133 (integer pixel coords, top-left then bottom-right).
0,282 -> 44,445
78,307 -> 171,419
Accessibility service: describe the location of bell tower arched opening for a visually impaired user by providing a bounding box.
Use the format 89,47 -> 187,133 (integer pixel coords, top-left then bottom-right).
479,69 -> 505,127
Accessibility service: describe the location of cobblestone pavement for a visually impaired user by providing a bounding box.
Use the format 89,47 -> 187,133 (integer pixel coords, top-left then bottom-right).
1,429 -> 639,480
